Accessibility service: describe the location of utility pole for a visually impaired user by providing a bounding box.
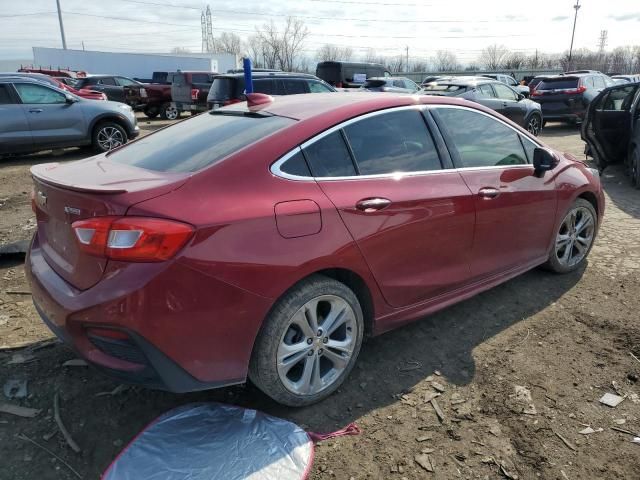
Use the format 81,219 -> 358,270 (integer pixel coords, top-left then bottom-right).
56,0 -> 67,50
597,30 -> 608,72
568,0 -> 581,67
405,46 -> 409,72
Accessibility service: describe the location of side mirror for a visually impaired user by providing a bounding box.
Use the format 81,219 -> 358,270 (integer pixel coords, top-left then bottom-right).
65,94 -> 77,104
533,147 -> 559,175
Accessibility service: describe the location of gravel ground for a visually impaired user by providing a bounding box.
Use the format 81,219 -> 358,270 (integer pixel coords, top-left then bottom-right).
0,117 -> 639,480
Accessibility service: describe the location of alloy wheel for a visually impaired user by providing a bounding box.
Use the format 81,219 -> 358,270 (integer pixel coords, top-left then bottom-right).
527,115 -> 541,136
164,105 -> 179,120
555,206 -> 595,267
97,126 -> 124,151
276,295 -> 357,396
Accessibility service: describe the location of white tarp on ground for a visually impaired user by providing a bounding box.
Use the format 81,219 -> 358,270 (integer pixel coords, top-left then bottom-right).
32,47 -> 238,78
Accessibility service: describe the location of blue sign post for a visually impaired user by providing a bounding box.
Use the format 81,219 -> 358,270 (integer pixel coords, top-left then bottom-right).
243,57 -> 253,94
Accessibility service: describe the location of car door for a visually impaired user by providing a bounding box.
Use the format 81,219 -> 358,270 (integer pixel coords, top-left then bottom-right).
94,77 -> 123,102
431,105 -> 557,279
13,82 -> 87,147
0,83 -> 33,152
492,83 -> 526,125
473,83 -> 504,113
587,84 -> 639,163
116,77 -> 142,106
304,107 -> 476,308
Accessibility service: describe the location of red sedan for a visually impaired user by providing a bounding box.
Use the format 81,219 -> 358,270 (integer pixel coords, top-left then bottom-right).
26,93 -> 604,406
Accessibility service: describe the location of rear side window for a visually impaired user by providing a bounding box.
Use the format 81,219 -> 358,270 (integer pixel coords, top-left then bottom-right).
603,85 -> 638,111
283,79 -> 309,94
435,108 -> 527,168
0,84 -> 14,104
280,151 -> 311,176
116,77 -> 137,87
423,84 -> 468,95
537,78 -> 579,90
344,110 -> 441,175
593,76 -> 605,89
254,79 -> 275,95
476,84 -> 495,98
308,81 -> 333,93
209,78 -> 240,100
303,131 -> 357,177
108,113 -> 294,173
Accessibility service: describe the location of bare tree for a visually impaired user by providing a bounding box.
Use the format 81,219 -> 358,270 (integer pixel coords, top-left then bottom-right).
252,17 -> 309,71
432,50 -> 459,72
170,47 -> 191,55
410,59 -> 430,73
479,44 -> 510,70
363,48 -> 387,65
317,44 -> 353,62
387,54 -> 404,73
213,32 -> 243,56
503,52 -> 526,70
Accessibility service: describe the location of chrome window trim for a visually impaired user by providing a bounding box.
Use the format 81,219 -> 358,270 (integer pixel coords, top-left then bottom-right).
270,103 -> 543,182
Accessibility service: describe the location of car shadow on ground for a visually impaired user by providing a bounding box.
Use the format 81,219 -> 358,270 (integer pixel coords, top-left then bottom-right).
0,148 -> 89,167
601,164 -> 640,220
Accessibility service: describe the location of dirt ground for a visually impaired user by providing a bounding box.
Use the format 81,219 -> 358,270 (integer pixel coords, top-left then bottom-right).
1,116 -> 639,480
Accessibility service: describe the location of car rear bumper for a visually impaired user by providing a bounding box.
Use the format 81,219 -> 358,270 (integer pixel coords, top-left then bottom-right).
26,233 -> 273,393
172,102 -> 207,113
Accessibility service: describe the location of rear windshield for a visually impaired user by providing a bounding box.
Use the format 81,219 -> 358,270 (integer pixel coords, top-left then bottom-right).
422,84 -> 468,95
190,73 -> 211,83
107,112 -> 294,173
537,78 -> 579,90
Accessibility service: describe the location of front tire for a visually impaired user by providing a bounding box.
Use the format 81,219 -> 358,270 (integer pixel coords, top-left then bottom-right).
544,198 -> 597,274
92,122 -> 128,153
249,275 -> 364,407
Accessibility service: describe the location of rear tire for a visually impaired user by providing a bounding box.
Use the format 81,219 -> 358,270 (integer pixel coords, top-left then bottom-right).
160,103 -> 180,120
543,198 -> 597,274
249,275 -> 364,407
92,122 -> 128,153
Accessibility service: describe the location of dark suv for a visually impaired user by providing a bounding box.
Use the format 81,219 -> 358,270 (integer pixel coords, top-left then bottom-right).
530,72 -> 614,124
74,75 -> 148,109
206,72 -> 335,109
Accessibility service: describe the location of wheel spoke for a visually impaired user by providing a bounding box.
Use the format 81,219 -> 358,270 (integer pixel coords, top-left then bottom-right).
298,355 -> 316,394
574,239 -> 586,254
291,310 -> 314,338
576,214 -> 593,234
560,242 -> 573,262
326,338 -> 352,355
278,341 -> 311,370
321,304 -> 347,336
304,301 -> 319,334
322,348 -> 349,369
556,234 -> 571,247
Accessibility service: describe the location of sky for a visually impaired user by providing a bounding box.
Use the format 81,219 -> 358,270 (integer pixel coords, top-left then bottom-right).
0,0 -> 639,65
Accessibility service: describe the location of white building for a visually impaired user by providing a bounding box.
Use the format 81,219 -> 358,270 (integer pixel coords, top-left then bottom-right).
32,47 -> 239,78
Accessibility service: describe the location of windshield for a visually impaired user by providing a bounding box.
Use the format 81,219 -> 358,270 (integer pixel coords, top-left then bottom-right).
108,112 -> 294,173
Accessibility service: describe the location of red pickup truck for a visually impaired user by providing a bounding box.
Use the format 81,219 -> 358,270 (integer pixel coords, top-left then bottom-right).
141,71 -> 213,120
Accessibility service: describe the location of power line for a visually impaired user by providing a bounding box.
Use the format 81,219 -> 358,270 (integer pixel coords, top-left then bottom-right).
0,12 -> 56,18
308,0 -> 426,6
118,0 -> 200,9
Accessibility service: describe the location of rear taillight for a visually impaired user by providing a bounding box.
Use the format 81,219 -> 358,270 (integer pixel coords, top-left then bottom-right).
72,216 -> 194,262
191,88 -> 199,100
223,98 -> 242,106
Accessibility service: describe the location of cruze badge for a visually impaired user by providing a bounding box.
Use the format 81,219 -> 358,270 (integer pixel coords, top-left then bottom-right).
64,206 -> 81,216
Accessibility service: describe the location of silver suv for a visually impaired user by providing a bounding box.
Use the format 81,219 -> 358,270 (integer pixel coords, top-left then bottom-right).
0,77 -> 139,155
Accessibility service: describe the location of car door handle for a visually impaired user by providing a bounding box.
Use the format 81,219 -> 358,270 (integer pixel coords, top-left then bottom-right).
29,109 -> 43,113
356,198 -> 392,212
478,187 -> 500,199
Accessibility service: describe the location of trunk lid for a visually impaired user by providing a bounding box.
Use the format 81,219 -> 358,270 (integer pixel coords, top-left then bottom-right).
31,158 -> 189,290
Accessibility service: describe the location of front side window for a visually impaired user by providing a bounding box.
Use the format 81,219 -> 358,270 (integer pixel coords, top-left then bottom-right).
303,131 -> 356,177
97,77 -> 117,86
308,81 -> 333,93
393,80 -> 405,88
343,109 -> 441,175
116,77 -> 137,87
493,83 -> 518,101
14,83 -> 66,104
253,79 -> 275,95
435,108 -> 527,168
476,84 -> 495,98
603,85 -> 638,111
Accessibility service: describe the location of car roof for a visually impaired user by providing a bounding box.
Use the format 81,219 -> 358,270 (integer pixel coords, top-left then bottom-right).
215,72 -> 319,80
0,76 -> 49,84
368,76 -> 409,81
224,92 -> 493,122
